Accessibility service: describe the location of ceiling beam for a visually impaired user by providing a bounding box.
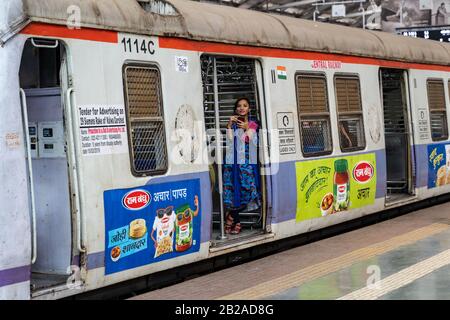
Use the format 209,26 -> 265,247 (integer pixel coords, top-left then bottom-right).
268,0 -> 323,11
239,0 -> 268,9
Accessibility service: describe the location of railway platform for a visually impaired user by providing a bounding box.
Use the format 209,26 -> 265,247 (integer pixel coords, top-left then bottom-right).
130,200 -> 450,300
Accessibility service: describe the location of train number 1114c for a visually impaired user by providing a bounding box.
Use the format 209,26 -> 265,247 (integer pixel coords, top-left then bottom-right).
121,37 -> 155,55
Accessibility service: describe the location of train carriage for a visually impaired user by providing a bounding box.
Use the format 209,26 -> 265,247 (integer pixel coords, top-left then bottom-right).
2,0 -> 450,300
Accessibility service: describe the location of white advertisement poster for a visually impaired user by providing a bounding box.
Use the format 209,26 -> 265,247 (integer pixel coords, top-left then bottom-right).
381,0 -> 431,32
79,105 -> 128,156
432,0 -> 450,25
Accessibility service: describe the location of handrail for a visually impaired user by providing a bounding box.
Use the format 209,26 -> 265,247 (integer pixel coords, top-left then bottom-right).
213,58 -> 227,241
20,88 -> 37,264
30,38 -> 59,49
66,87 -> 86,253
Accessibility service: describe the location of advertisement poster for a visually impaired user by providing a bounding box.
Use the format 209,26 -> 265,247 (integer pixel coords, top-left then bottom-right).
432,0 -> 450,25
381,0 -> 431,32
296,154 -> 377,222
104,179 -> 201,275
427,143 -> 450,188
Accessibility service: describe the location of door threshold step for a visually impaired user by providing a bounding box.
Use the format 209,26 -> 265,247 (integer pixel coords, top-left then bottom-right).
385,194 -> 417,207
209,231 -> 274,253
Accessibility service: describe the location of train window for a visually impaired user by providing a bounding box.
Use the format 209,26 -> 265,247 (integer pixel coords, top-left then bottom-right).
427,79 -> 448,141
296,73 -> 332,156
334,75 -> 366,152
123,64 -> 168,176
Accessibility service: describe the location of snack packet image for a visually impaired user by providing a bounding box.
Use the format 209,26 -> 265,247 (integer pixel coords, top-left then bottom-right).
151,206 -> 175,258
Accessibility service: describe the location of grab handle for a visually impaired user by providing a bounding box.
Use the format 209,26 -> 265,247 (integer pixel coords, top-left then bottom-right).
20,88 -> 37,264
31,38 -> 59,49
66,88 -> 86,253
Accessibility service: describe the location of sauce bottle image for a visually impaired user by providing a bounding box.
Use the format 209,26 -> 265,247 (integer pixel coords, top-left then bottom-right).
333,159 -> 350,212
175,204 -> 193,252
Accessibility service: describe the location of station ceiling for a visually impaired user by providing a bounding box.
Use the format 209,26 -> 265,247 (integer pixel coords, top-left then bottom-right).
194,0 -> 384,29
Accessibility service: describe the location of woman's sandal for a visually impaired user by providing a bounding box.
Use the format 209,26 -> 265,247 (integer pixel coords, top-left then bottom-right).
224,214 -> 234,234
231,223 -> 242,235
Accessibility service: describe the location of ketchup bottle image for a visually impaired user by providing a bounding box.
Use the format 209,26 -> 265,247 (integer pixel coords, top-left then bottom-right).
333,159 -> 350,212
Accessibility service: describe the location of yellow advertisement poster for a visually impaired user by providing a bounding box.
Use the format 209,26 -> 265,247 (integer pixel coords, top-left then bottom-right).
296,154 -> 377,222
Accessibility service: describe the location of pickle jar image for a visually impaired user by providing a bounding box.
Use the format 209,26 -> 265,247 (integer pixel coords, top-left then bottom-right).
175,195 -> 199,252
333,159 -> 350,212
175,205 -> 193,252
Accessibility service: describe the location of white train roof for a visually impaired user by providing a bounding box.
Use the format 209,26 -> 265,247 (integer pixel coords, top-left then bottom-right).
1,0 -> 450,66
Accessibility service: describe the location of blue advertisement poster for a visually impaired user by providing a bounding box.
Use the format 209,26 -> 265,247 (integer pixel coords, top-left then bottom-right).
428,143 -> 450,188
104,179 -> 201,275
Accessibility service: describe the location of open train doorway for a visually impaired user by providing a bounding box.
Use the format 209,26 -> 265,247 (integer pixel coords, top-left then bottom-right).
380,68 -> 415,203
19,38 -> 76,293
201,55 -> 267,246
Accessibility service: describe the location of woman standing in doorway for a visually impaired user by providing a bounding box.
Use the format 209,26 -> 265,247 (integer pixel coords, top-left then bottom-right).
223,98 -> 261,235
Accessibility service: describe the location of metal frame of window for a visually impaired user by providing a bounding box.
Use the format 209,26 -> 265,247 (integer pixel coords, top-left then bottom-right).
122,62 -> 168,177
334,74 -> 366,152
427,78 -> 448,142
295,72 -> 333,157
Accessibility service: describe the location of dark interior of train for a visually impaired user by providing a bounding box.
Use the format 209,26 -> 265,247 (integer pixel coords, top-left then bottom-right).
380,68 -> 414,202
19,38 -> 72,292
201,55 -> 265,244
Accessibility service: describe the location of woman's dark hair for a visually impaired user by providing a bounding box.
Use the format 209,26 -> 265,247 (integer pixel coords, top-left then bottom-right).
234,97 -> 251,114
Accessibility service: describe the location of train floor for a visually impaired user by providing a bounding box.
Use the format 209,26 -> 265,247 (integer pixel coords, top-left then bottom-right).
130,200 -> 450,300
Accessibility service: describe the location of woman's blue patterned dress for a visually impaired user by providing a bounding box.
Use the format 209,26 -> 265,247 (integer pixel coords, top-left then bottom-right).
223,120 -> 261,211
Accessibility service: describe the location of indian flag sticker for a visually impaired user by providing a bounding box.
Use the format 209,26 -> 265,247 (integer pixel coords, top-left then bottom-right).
277,66 -> 287,80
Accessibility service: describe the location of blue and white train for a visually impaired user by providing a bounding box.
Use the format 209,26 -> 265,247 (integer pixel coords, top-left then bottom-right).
1,0 -> 450,299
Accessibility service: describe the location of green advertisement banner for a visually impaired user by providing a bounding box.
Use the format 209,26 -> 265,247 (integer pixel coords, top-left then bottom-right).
296,154 -> 377,222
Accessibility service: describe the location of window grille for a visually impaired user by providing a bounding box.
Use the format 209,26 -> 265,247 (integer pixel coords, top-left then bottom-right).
335,76 -> 366,152
296,73 -> 332,156
427,79 -> 448,141
123,65 -> 168,176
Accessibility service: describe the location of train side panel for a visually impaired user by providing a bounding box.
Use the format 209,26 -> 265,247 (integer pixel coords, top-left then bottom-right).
63,34 -> 212,292
261,57 -> 387,240
7,26 -> 450,299
0,35 -> 31,299
409,69 -> 450,200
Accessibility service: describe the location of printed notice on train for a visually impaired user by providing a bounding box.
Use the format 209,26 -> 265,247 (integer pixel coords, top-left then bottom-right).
78,105 -> 128,156
277,112 -> 296,155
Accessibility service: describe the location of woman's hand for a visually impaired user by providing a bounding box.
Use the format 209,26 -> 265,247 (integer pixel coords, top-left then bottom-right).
345,136 -> 353,147
237,120 -> 249,130
227,116 -> 238,129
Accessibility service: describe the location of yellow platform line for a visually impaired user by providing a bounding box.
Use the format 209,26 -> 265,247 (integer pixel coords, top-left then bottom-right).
337,248 -> 450,300
217,223 -> 449,300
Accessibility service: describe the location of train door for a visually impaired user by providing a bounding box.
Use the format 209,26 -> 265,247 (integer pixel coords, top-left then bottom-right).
380,68 -> 415,203
201,55 -> 267,245
19,38 -> 76,292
